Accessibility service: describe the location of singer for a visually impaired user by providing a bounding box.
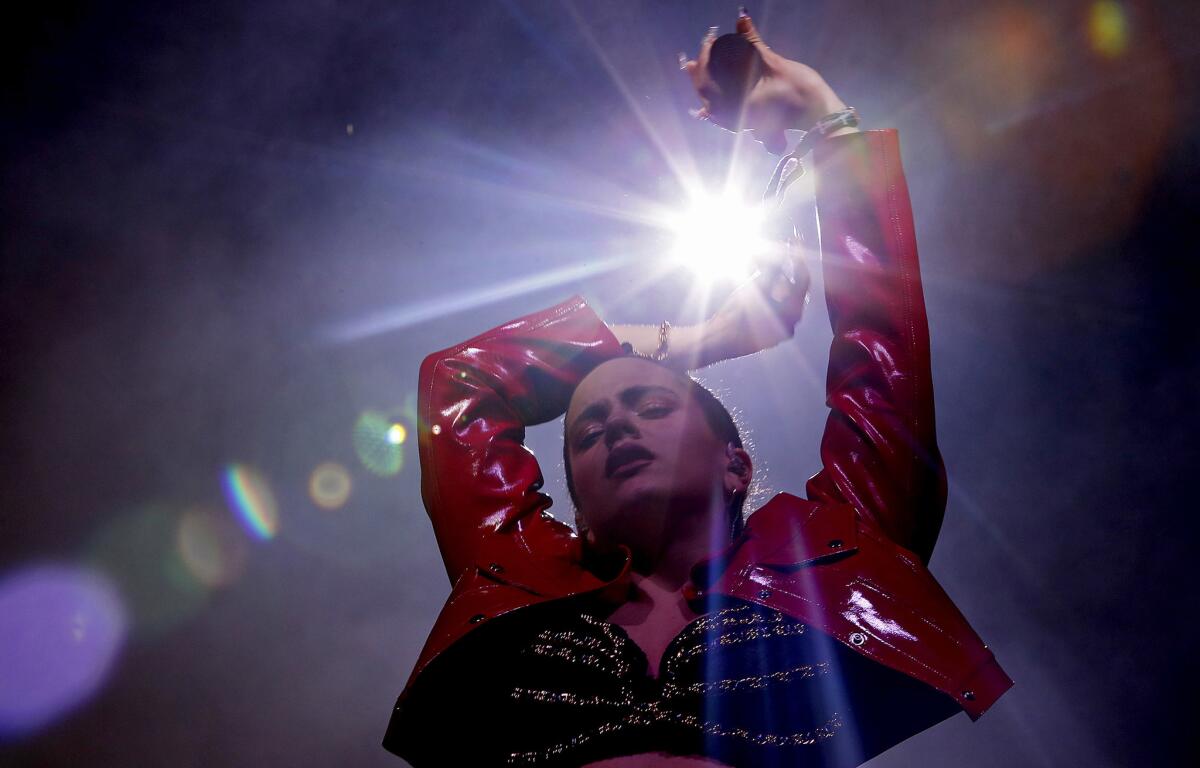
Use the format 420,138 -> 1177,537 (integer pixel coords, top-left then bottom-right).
383,11 -> 1012,767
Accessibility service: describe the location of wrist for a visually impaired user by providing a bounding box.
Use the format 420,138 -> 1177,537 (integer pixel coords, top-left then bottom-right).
693,315 -> 735,368
803,105 -> 861,143
805,89 -> 858,135
665,322 -> 725,371
823,125 -> 860,138
611,322 -> 708,371
812,86 -> 848,118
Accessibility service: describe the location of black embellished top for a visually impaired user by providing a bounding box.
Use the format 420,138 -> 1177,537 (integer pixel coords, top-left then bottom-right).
385,594 -> 958,767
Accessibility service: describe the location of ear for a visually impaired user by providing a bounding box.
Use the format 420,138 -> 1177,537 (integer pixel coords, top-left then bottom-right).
723,443 -> 753,498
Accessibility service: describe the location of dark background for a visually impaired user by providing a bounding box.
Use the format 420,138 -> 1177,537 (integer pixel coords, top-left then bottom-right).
2,1 -> 1197,765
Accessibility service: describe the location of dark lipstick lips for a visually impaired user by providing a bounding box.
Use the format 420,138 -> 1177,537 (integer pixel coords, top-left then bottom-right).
606,444 -> 655,478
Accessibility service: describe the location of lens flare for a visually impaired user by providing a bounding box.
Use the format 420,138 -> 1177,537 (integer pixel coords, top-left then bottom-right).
176,507 -> 248,588
386,423 -> 407,445
308,461 -> 353,510
1087,0 -> 1129,58
221,464 -> 280,540
0,564 -> 126,739
86,505 -> 209,640
666,192 -> 770,283
353,411 -> 405,476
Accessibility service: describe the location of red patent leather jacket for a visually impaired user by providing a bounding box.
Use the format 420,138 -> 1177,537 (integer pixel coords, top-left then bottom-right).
388,130 -> 1012,744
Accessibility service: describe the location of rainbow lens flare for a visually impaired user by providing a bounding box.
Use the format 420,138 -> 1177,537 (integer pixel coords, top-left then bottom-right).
308,462 -> 353,510
0,564 -> 126,738
221,464 -> 280,539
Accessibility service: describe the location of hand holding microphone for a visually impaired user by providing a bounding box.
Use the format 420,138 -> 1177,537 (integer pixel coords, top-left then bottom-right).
680,8 -> 855,154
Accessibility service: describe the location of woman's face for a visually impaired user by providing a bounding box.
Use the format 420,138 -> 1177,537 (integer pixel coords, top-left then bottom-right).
565,358 -> 736,546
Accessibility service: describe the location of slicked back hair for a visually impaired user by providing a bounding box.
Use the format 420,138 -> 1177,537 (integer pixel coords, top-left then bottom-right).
562,358 -> 748,544
705,33 -> 765,127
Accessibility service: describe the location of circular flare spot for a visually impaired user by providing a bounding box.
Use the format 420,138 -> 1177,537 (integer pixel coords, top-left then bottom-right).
386,423 -> 407,445
86,505 -> 208,640
0,565 -> 126,739
176,508 -> 248,588
1087,1 -> 1129,58
353,412 -> 404,476
221,464 -> 279,540
309,462 -> 353,510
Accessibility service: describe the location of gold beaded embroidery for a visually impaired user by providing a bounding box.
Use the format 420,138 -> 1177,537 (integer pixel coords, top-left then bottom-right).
682,660 -> 832,696
504,603 -> 844,766
509,686 -> 635,710
660,604 -> 807,680
672,710 -> 843,747
523,612 -> 633,678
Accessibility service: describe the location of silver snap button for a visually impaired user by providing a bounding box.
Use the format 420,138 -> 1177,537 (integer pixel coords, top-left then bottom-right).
468,613 -> 486,624
431,424 -> 442,435
962,690 -> 976,701
849,632 -> 867,646
758,589 -> 772,599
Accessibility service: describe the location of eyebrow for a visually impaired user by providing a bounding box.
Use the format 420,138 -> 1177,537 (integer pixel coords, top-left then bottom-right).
570,385 -> 680,432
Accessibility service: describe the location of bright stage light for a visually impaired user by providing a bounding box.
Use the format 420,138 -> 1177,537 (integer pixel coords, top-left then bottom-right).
666,192 -> 771,283
386,423 -> 407,445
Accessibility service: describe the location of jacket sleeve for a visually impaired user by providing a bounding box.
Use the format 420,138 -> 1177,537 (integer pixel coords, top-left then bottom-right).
417,296 -> 625,584
804,129 -> 947,564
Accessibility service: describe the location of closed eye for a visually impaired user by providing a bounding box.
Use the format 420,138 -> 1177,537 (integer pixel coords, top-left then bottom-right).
576,429 -> 603,450
639,405 -> 673,418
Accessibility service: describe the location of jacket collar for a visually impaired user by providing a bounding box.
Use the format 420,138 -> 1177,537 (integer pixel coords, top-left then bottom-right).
744,493 -> 859,568
484,494 -> 859,600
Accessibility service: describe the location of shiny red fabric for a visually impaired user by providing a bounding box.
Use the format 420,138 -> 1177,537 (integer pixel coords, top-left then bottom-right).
390,130 -> 1012,743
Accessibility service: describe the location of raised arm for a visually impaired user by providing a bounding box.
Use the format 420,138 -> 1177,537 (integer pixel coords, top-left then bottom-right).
681,12 -> 946,562
804,129 -> 946,564
417,297 -> 623,583
419,288 -> 812,585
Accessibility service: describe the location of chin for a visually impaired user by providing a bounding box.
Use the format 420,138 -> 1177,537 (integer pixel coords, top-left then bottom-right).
597,479 -> 671,525
611,476 -> 669,509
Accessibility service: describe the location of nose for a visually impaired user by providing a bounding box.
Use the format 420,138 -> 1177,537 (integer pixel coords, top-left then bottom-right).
603,414 -> 639,448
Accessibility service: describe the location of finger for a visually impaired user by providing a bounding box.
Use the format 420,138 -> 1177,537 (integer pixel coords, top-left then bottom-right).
736,9 -> 771,55
697,25 -> 717,73
682,57 -> 715,121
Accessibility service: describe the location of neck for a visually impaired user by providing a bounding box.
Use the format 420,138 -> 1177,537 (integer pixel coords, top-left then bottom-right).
623,493 -> 730,592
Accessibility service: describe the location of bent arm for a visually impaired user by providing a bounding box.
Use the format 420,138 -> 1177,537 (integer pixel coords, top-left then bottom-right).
805,129 -> 946,564
418,296 -> 624,583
